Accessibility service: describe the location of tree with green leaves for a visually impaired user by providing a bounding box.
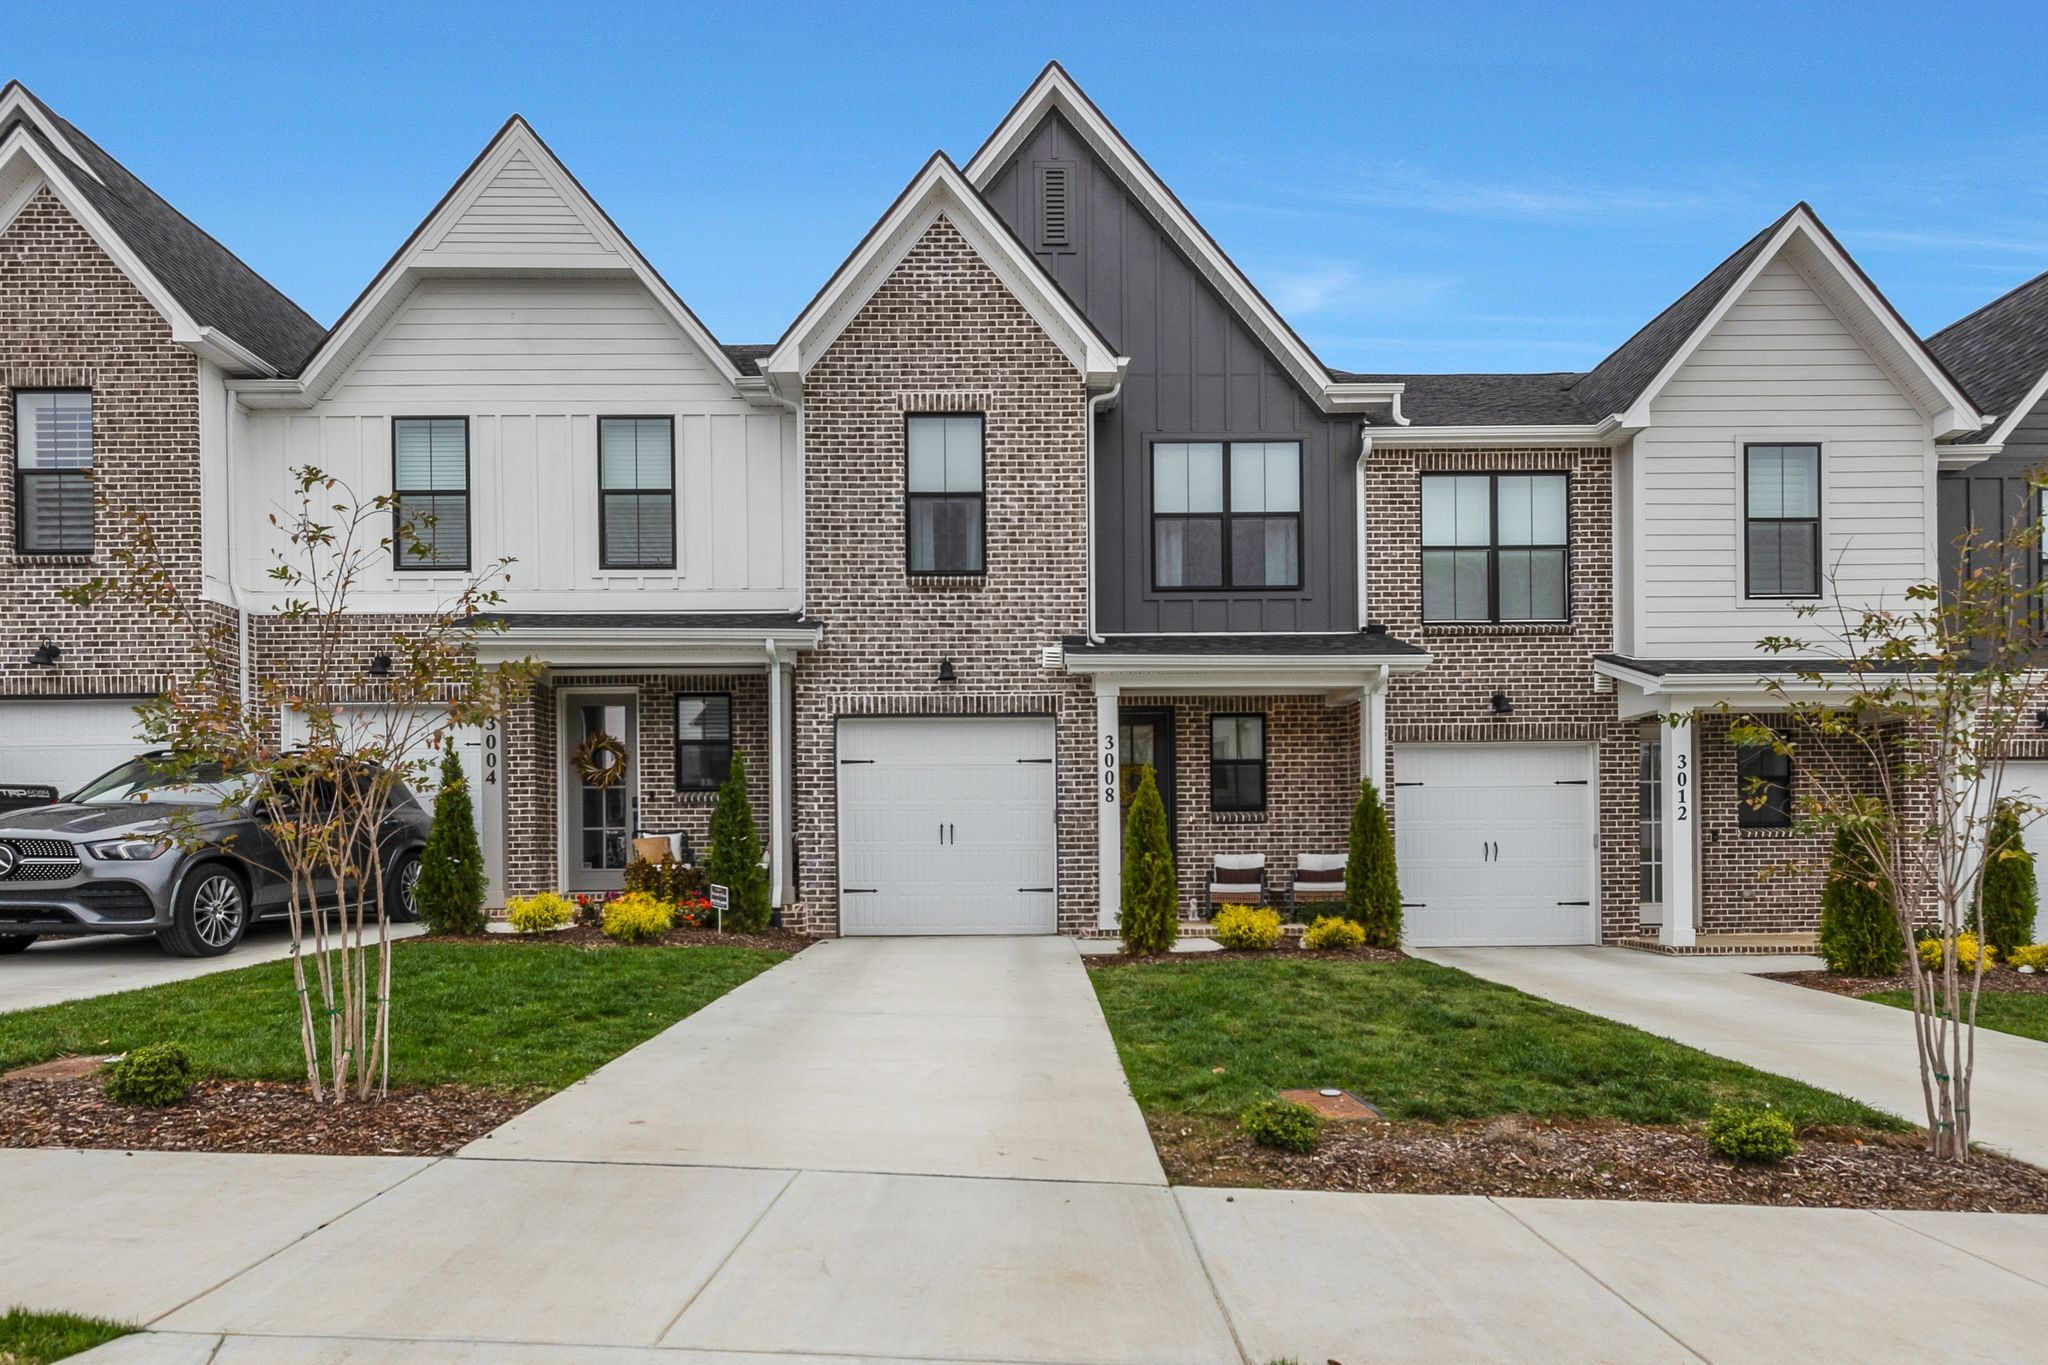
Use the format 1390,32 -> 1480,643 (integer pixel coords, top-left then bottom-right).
1344,779 -> 1401,948
415,739 -> 487,935
1817,800 -> 1901,976
1119,766 -> 1177,955
1981,799 -> 2036,960
708,749 -> 770,933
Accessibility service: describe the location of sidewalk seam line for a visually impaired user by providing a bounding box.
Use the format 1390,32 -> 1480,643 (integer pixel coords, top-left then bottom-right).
453,1151 -> 1162,1188
1487,1197 -> 1710,1363
1874,1209 -> 2048,1291
650,1164 -> 803,1347
1168,1190 -> 1258,1365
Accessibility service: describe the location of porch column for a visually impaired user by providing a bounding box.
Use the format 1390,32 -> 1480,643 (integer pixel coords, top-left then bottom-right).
1660,710 -> 1699,947
768,653 -> 793,907
1095,679 -> 1121,931
1360,667 -> 1388,791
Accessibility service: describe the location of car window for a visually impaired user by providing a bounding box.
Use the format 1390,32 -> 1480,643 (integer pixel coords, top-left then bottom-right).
71,757 -> 245,807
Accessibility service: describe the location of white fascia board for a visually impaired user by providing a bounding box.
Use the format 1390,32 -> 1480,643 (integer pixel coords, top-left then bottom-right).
761,154 -> 1120,390
1362,416 -> 1627,451
1063,654 -> 1431,687
472,625 -> 820,669
1595,656 -> 1919,719
1618,211 -> 1983,437
963,67 -> 1366,414
1938,442 -> 2002,470
1979,365 -> 2048,448
0,87 -> 100,183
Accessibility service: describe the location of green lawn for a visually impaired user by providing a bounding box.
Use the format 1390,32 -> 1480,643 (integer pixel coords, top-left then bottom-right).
0,1307 -> 133,1364
1858,989 -> 2048,1044
1090,957 -> 1903,1130
0,941 -> 787,1092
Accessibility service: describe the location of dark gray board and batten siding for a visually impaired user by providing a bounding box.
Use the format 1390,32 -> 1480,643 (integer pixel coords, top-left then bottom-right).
1938,403 -> 2046,590
980,112 -> 1360,635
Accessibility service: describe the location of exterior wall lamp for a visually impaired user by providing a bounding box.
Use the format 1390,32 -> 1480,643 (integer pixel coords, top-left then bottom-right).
937,659 -> 957,683
28,641 -> 61,667
1490,690 -> 1514,715
368,653 -> 393,678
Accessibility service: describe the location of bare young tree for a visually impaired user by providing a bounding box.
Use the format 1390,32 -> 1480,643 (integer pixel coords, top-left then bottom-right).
1730,496 -> 2046,1160
69,466 -> 533,1101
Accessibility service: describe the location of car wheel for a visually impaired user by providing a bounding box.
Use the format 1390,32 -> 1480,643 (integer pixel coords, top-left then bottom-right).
160,867 -> 249,958
0,934 -> 36,954
388,851 -> 423,923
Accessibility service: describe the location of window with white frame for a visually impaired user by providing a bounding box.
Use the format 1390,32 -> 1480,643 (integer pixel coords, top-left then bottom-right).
1637,733 -> 1663,904
1744,444 -> 1820,598
14,390 -> 94,555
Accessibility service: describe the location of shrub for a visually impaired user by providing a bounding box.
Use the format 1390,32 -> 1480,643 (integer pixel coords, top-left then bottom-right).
1240,1098 -> 1323,1154
1303,915 -> 1366,951
602,891 -> 675,944
1703,1104 -> 1799,1164
414,740 -> 488,935
1119,766 -> 1178,956
1817,810 -> 1901,976
1344,779 -> 1401,948
102,1042 -> 195,1107
1213,903 -> 1282,950
506,891 -> 576,934
1981,800 -> 2037,960
1918,932 -> 1996,973
2008,943 -> 2048,973
625,853 -> 704,904
707,751 -> 771,933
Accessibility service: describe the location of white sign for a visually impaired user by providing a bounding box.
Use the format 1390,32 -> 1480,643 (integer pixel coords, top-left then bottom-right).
709,883 -> 729,931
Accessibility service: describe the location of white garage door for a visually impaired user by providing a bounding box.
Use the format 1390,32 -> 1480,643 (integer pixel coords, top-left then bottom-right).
838,716 -> 1057,935
1992,761 -> 2048,944
1393,743 -> 1596,947
0,698 -> 152,797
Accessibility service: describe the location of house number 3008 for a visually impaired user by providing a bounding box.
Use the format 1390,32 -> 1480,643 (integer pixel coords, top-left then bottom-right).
1102,733 -> 1118,805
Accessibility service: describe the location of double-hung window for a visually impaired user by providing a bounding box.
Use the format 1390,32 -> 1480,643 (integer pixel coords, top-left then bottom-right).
1421,473 -> 1568,622
1152,440 -> 1301,590
14,390 -> 94,555
1209,713 -> 1266,812
1736,738 -> 1794,828
675,693 -> 733,792
906,414 -> 984,575
599,417 -> 676,570
392,417 -> 470,570
1745,444 -> 1820,598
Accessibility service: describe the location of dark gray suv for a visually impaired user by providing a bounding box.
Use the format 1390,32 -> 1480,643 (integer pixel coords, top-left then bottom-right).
0,754 -> 432,957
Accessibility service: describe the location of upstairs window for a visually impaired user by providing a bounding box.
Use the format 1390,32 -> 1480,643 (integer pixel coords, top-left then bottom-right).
1745,444 -> 1821,598
392,417 -> 470,570
906,414 -> 984,575
1152,440 -> 1301,591
675,693 -> 733,792
1210,713 -> 1266,812
1736,737 -> 1794,828
599,417 -> 676,570
1421,472 -> 1568,622
14,390 -> 94,555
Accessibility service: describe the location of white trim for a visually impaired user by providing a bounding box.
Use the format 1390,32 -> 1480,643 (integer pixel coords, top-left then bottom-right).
1361,417 -> 1629,450
471,625 -> 819,670
554,684 -> 642,894
761,153 -> 1122,391
1938,442 -> 2001,470
1980,366 -> 2048,449
1594,655 -> 1922,720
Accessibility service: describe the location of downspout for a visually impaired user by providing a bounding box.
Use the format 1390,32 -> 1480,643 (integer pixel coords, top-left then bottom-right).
1085,374 -> 1125,644
219,380 -> 252,715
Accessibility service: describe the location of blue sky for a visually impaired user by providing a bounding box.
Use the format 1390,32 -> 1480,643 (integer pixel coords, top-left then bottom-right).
10,2 -> 2048,373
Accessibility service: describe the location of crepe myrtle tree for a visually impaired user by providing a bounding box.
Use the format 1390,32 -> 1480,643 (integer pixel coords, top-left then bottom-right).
65,467 -> 535,1102
1718,495 -> 2048,1161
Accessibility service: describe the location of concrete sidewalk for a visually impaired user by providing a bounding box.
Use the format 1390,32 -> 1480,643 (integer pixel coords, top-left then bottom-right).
1421,945 -> 2048,1168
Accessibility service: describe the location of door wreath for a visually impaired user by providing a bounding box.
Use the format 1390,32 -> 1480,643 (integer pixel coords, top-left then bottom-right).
571,732 -> 629,789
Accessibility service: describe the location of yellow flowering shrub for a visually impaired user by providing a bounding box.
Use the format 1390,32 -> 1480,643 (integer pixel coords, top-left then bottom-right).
602,891 -> 675,944
1917,932 -> 1996,973
1303,915 -> 1367,951
1213,903 -> 1283,951
2004,943 -> 2048,972
506,891 -> 576,934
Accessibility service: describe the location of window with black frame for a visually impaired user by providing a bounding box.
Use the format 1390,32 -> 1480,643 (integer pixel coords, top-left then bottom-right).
599,417 -> 675,569
906,414 -> 984,575
1421,472 -> 1568,622
1152,441 -> 1301,590
1735,737 -> 1793,828
675,693 -> 733,792
1210,713 -> 1266,812
1744,444 -> 1821,598
14,389 -> 94,555
392,417 -> 470,569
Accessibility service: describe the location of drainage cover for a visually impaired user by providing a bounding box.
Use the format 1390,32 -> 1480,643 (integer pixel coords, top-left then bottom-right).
1279,1088 -> 1383,1120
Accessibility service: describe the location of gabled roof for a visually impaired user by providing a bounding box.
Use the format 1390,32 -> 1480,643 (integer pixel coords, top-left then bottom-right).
262,115 -> 749,401
0,82 -> 323,375
761,151 -> 1122,390
962,63 -> 1397,415
1927,267 -> 2048,445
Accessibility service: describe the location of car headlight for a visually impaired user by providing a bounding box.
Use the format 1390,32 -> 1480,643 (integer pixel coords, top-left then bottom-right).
85,837 -> 171,861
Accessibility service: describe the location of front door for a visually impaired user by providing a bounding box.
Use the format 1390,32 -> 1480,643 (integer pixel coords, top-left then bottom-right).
1119,708 -> 1176,850
564,693 -> 637,893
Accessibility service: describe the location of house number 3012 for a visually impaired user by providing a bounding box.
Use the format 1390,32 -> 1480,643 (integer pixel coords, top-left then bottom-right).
1102,733 -> 1118,805
1674,752 -> 1689,821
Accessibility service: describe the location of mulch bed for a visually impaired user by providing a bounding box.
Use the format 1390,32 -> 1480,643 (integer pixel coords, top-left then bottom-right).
1149,1114 -> 2048,1212
1764,967 -> 2048,997
422,924 -> 819,954
0,1075 -> 532,1156
1084,945 -> 1406,969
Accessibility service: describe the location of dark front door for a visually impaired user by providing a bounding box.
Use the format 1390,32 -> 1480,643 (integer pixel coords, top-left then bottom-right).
1119,707 -> 1176,850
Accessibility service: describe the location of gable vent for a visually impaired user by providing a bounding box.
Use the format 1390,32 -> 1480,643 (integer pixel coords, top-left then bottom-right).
1037,161 -> 1073,252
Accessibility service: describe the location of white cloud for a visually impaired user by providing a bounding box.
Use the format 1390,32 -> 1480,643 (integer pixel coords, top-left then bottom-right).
1321,164 -> 1747,224
1254,261 -> 1452,317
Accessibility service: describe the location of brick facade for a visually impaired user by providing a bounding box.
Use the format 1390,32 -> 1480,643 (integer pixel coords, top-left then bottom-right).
791,215 -> 1094,935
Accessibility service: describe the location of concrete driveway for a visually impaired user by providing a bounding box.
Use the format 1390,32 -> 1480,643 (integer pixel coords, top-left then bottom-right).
1421,946 -> 2048,1168
1,920 -> 426,1013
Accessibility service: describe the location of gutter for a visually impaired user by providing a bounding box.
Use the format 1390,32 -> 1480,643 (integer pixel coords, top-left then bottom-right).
1361,414 -> 1628,450
217,377 -> 253,716
1085,369 -> 1128,644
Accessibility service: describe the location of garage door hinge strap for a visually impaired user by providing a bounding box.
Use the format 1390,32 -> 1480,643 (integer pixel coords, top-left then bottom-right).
840,759 -> 876,765
1019,886 -> 1054,893
1554,779 -> 1589,785
1402,901 -> 1426,907
1556,900 -> 1591,906
843,887 -> 877,894
1016,758 -> 1053,764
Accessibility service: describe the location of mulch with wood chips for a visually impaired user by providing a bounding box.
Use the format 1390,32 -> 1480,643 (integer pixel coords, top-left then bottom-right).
0,1076 -> 532,1156
1150,1114 -> 2048,1212
1764,967 -> 2048,997
1084,945 -> 1406,969
425,924 -> 818,953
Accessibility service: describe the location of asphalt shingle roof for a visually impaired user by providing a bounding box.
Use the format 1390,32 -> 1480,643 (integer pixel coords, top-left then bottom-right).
1926,268 -> 2048,443
1336,371 -> 1595,427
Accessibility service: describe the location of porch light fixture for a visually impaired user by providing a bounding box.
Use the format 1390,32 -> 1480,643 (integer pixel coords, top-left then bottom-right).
1490,690 -> 1514,715
937,659 -> 957,683
2037,709 -> 2048,732
368,653 -> 393,678
27,641 -> 60,667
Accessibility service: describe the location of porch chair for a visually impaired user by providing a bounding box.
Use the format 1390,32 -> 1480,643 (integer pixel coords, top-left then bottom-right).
1207,852 -> 1267,914
1285,853 -> 1347,919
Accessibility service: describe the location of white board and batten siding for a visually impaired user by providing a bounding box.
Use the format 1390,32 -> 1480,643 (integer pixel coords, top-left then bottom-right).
231,278 -> 801,615
1394,744 -> 1597,947
837,717 -> 1058,936
1628,253 -> 1937,658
